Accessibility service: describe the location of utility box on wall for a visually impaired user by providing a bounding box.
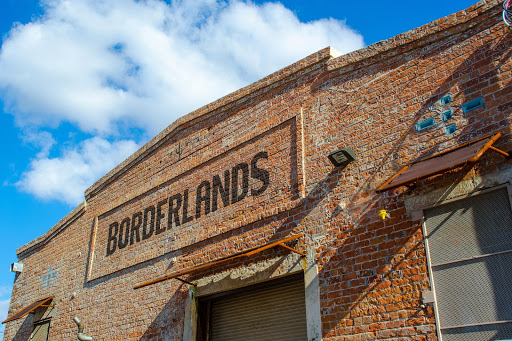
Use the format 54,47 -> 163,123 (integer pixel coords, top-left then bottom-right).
10,263 -> 23,273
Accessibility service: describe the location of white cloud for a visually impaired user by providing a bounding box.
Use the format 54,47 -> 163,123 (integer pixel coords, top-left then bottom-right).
17,137 -> 139,205
0,298 -> 8,337
0,286 -> 11,335
0,299 -> 9,321
2,0 -> 364,205
20,129 -> 56,158
0,0 -> 364,135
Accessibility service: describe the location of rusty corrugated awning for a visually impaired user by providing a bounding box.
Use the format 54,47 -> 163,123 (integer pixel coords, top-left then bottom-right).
134,234 -> 304,289
377,133 -> 509,192
2,296 -> 54,324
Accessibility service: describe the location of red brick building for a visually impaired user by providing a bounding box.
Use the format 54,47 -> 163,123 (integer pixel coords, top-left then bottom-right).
3,1 -> 512,340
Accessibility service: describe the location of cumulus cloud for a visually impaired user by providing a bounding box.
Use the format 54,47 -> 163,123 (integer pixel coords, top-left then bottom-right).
17,137 -> 139,205
0,0 -> 364,135
20,129 -> 56,158
2,0 -> 364,204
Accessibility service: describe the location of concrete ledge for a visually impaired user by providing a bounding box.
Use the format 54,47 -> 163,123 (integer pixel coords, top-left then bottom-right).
195,252 -> 304,297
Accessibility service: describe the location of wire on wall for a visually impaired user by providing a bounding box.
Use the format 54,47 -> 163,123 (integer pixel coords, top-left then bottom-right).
503,0 -> 512,27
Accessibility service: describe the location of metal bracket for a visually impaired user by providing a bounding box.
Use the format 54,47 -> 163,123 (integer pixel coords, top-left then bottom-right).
277,243 -> 305,257
489,145 -> 511,158
175,277 -> 195,286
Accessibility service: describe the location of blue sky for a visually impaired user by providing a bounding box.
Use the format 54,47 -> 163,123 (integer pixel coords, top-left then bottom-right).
0,0 -> 477,332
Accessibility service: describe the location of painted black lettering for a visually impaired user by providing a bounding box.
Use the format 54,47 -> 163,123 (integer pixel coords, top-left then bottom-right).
130,212 -> 142,245
250,151 -> 269,196
182,189 -> 194,224
106,222 -> 119,256
231,162 -> 249,204
118,217 -> 131,249
196,180 -> 211,219
212,170 -> 230,212
142,205 -> 155,240
167,193 -> 181,229
155,199 -> 168,235
168,193 -> 182,227
105,151 -> 271,251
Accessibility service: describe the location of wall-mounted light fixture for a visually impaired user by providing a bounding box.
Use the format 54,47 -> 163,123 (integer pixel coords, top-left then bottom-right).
328,148 -> 356,167
10,263 -> 23,273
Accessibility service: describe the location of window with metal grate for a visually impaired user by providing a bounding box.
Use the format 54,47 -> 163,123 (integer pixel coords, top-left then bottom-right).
31,319 -> 51,341
424,187 -> 512,341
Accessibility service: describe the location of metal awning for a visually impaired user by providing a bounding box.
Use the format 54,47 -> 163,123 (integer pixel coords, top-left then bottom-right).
377,133 -> 509,192
2,296 -> 54,324
134,234 -> 304,289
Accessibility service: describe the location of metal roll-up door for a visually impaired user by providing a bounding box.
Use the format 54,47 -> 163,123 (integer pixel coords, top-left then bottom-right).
199,273 -> 307,341
424,187 -> 512,341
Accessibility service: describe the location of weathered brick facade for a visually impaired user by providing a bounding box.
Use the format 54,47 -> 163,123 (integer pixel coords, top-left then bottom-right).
4,1 -> 512,340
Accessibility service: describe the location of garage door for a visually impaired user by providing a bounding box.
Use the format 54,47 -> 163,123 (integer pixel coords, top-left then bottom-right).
197,273 -> 307,341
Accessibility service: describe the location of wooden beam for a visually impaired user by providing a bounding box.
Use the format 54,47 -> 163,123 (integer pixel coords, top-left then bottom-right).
134,234 -> 303,289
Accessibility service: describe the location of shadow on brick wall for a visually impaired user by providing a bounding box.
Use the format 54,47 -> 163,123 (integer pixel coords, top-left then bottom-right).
72,11 -> 512,341
312,15 -> 512,340
133,162 -> 345,340
138,284 -> 189,341
129,20 -> 512,341
10,314 -> 33,341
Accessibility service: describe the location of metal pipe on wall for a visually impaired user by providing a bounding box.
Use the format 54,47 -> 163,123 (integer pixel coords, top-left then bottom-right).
73,317 -> 94,341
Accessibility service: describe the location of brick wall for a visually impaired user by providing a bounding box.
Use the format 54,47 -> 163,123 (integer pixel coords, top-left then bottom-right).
312,1 -> 512,339
4,1 -> 512,340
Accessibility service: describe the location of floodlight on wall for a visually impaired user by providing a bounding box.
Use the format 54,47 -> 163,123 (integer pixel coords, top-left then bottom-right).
328,148 -> 356,167
10,263 -> 23,273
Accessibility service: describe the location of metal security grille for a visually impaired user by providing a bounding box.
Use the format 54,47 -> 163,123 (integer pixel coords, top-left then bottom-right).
31,319 -> 50,341
424,187 -> 512,341
198,273 -> 307,341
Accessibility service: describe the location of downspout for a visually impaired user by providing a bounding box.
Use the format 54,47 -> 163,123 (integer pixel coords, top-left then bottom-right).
73,317 -> 94,341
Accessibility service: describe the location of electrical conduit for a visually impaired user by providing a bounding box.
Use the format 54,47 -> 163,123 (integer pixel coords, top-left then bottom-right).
73,317 -> 94,341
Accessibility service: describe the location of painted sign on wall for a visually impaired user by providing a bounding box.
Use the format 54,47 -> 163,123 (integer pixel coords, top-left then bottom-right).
89,118 -> 300,280
106,152 -> 269,256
